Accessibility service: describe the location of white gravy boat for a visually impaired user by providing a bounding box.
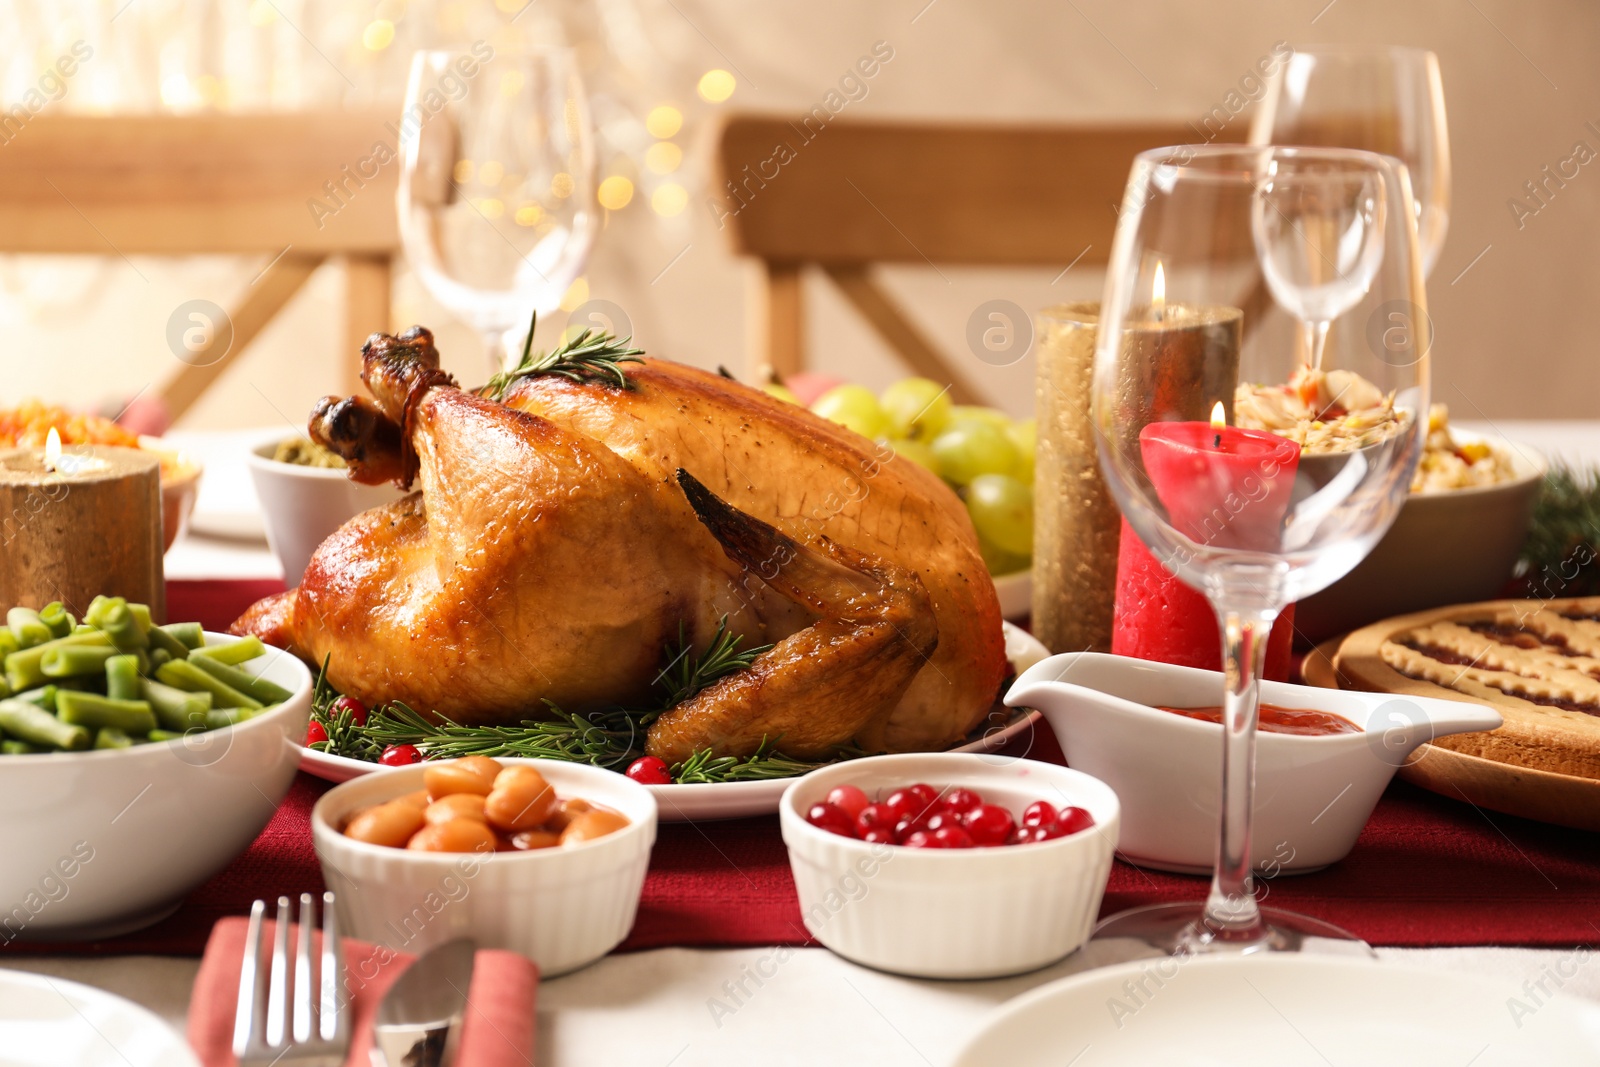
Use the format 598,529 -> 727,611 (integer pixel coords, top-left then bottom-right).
1005,653 -> 1503,874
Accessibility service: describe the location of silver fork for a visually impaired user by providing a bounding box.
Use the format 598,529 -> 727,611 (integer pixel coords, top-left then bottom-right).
233,891 -> 350,1066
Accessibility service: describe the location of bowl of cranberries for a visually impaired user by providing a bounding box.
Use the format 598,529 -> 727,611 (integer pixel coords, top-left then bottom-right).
779,753 -> 1119,979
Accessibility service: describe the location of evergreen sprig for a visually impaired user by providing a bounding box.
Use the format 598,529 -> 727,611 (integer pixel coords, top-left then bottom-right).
486,309 -> 645,398
1518,463 -> 1600,598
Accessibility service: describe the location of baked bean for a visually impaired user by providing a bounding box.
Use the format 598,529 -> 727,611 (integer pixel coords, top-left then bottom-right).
344,800 -> 426,848
395,790 -> 431,810
424,793 -> 488,825
484,766 -> 557,831
545,797 -> 592,833
509,829 -> 562,850
558,806 -> 630,846
423,756 -> 502,800
406,819 -> 497,853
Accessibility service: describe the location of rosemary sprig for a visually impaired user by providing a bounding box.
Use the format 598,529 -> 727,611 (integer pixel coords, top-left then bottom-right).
670,737 -> 861,784
658,617 -> 772,708
1518,463 -> 1600,598
360,701 -> 644,769
486,309 -> 645,398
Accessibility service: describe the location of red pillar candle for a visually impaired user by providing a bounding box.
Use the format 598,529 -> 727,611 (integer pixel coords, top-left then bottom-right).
1111,410 -> 1301,680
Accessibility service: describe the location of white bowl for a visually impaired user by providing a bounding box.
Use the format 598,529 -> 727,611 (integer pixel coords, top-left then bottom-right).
1297,430 -> 1545,641
1007,653 -> 1503,874
312,758 -> 657,977
990,568 -> 1032,620
779,753 -> 1119,979
0,633 -> 311,939
245,441 -> 402,585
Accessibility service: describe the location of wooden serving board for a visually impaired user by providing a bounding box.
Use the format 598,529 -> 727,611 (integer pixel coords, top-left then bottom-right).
1301,635 -> 1600,832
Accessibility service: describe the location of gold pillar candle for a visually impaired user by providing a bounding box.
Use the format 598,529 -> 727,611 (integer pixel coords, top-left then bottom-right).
1032,301 -> 1242,654
0,443 -> 165,621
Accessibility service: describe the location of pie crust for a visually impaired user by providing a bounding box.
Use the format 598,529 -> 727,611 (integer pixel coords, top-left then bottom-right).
1337,597 -> 1600,781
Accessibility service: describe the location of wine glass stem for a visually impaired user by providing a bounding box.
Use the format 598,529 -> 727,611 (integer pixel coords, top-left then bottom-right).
1303,319 -> 1331,372
1202,605 -> 1276,942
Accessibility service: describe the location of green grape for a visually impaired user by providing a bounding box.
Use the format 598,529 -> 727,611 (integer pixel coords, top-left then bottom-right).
764,382 -> 800,405
966,473 -> 1034,556
812,384 -> 889,439
1009,418 -> 1037,485
879,436 -> 939,474
930,422 -> 1020,485
880,378 -> 953,439
978,536 -> 1032,577
947,405 -> 1012,431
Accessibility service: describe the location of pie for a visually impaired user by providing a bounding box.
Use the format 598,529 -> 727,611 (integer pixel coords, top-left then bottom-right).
1337,597 -> 1600,781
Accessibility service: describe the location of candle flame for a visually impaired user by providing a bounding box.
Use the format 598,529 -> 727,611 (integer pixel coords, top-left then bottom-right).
1210,401 -> 1226,431
1152,262 -> 1166,321
44,427 -> 61,472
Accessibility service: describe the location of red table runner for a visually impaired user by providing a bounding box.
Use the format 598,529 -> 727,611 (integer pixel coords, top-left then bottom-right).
12,579 -> 1593,957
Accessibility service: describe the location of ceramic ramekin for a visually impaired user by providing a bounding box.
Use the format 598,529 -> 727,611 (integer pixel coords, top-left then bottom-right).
312,758 -> 657,977
779,753 -> 1119,979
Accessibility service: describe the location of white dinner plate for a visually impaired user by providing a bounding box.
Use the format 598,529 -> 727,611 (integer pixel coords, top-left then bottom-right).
952,953 -> 1600,1065
0,970 -> 200,1067
297,622 -> 1050,821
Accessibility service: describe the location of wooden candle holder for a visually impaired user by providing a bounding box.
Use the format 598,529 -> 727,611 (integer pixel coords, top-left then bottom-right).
0,445 -> 165,621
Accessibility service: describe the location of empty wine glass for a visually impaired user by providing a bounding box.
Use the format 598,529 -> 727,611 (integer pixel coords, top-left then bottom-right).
1251,45 -> 1450,276
1092,145 -> 1429,956
1252,156 -> 1387,371
398,48 -> 598,379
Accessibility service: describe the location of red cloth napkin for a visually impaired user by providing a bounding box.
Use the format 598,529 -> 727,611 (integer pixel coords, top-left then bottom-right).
188,917 -> 536,1067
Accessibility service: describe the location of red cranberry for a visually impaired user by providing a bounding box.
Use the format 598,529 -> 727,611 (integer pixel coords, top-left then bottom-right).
962,803 -> 1016,846
806,802 -> 859,838
330,695 -> 367,726
1008,826 -> 1043,845
857,802 -> 896,835
901,830 -> 944,849
1035,819 -> 1072,841
379,743 -> 422,766
884,789 -> 921,821
862,827 -> 896,845
1021,800 -> 1057,829
922,811 -> 964,833
1056,806 -> 1096,836
826,785 -> 870,821
906,783 -> 939,812
941,787 -> 983,814
303,721 -> 328,747
893,816 -> 931,843
933,826 -> 975,848
625,756 -> 672,785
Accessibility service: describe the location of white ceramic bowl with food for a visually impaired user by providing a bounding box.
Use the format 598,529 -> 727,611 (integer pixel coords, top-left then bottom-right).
0,634 -> 311,939
1006,653 -> 1503,874
779,753 -> 1119,979
245,441 -> 402,584
1296,429 -> 1545,641
312,758 -> 657,977
138,436 -> 203,554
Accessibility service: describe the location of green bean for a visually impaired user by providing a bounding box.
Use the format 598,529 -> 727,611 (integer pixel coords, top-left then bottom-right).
40,645 -> 119,679
189,655 -> 291,705
94,727 -> 134,750
1,739 -> 40,755
98,603 -> 149,652
0,699 -> 89,750
71,624 -> 97,636
4,631 -> 111,692
56,692 -> 157,735
188,635 -> 265,666
105,654 -> 141,701
126,602 -> 153,634
139,678 -> 211,731
147,625 -> 189,662
38,602 -> 74,640
158,622 -> 205,651
149,648 -> 171,669
7,608 -> 53,649
205,706 -> 262,729
83,596 -> 117,628
155,660 -> 261,710
0,630 -> 18,659
0,678 -> 8,701
12,685 -> 57,713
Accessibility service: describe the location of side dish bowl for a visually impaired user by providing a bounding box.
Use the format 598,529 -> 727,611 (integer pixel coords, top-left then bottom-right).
780,753 -> 1119,979
1006,652 -> 1503,874
312,757 -> 657,977
0,633 -> 311,939
246,441 -> 402,584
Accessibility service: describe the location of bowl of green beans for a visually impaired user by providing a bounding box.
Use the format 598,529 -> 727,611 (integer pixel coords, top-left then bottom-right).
0,597 -> 312,940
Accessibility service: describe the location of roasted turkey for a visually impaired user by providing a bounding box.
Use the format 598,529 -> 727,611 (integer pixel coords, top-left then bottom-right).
233,327 -> 1007,761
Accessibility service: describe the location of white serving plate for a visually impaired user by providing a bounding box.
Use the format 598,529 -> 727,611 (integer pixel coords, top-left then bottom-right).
951,954 -> 1600,1065
0,970 -> 200,1067
299,622 -> 1050,821
991,567 -> 1032,620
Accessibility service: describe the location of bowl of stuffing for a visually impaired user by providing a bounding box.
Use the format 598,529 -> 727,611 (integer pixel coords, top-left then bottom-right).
1236,376 -> 1544,641
246,437 -> 402,585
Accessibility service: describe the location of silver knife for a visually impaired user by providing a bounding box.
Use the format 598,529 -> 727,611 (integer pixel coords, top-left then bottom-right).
371,938 -> 476,1067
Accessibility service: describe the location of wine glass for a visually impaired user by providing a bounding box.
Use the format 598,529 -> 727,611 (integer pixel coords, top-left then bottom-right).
1091,145 -> 1429,955
1250,45 -> 1450,276
398,48 -> 598,379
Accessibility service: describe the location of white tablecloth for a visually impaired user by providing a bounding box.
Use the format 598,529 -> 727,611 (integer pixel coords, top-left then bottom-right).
12,420 -> 1595,1064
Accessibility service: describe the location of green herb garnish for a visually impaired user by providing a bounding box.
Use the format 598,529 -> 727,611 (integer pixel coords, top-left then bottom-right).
486,309 -> 645,399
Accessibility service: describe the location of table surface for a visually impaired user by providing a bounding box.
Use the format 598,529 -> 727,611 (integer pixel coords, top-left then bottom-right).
11,420 -> 1600,1065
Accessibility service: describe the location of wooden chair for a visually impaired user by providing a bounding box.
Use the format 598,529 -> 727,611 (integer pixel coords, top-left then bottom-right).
0,112 -> 401,418
715,116 -> 1241,402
